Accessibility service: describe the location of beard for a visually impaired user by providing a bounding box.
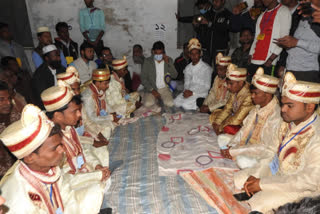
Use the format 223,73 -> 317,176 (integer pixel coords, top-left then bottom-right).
84,54 -> 94,61
49,60 -> 62,69
133,55 -> 144,64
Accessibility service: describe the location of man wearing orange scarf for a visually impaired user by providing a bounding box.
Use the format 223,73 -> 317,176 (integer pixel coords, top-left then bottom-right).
82,68 -> 121,126
41,85 -> 111,199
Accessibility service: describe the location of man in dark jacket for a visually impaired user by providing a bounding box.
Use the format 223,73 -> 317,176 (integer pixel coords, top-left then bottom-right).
32,45 -> 65,109
230,0 -> 265,33
193,0 -> 232,65
54,22 -> 79,65
174,42 -> 190,81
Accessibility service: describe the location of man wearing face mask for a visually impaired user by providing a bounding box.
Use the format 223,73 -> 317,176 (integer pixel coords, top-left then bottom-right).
141,41 -> 178,108
32,45 -> 66,109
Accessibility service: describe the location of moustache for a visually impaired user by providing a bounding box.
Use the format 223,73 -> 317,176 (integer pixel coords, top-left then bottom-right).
49,61 -> 62,69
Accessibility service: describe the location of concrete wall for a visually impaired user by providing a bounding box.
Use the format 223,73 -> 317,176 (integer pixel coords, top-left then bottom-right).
26,0 -> 180,59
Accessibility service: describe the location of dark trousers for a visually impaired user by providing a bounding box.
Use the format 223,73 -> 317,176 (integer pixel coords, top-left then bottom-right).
196,98 -> 205,108
202,50 -> 213,66
289,70 -> 320,83
247,63 -> 273,83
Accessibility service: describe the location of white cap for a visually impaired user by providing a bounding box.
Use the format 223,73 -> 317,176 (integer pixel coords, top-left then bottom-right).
37,26 -> 50,33
42,45 -> 57,55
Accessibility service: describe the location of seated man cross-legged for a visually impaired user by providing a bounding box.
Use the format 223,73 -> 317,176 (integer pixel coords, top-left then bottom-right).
41,85 -> 110,199
107,56 -> 141,118
82,68 -> 121,126
57,66 -> 113,142
234,72 -> 320,213
210,64 -> 253,135
141,41 -> 178,108
199,53 -> 231,113
174,38 -> 212,110
219,68 -> 281,169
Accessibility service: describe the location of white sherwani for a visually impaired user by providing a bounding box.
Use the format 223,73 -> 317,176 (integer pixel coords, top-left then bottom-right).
80,135 -> 110,169
0,161 -> 102,214
105,74 -> 139,118
174,59 -> 212,110
234,113 -> 320,213
229,97 -> 282,162
82,87 -> 115,125
81,107 -> 114,140
61,127 -> 111,195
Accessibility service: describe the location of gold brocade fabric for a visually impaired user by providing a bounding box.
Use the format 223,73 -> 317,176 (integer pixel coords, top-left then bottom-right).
239,97 -> 278,146
277,118 -> 315,173
234,113 -> 320,213
203,76 -> 230,112
209,82 -> 253,132
106,75 -> 139,118
0,162 -> 104,214
229,97 -> 281,160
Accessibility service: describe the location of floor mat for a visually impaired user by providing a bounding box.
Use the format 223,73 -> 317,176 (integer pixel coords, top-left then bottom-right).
157,112 -> 237,176
103,115 -> 219,214
180,168 -> 250,214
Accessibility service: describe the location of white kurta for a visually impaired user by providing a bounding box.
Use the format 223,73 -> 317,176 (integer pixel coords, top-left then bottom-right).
234,113 -> 320,213
229,97 -> 282,163
174,59 -> 212,110
72,58 -> 97,83
0,162 -> 102,214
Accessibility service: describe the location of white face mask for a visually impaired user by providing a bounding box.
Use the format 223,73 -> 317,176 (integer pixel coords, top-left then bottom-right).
154,54 -> 163,61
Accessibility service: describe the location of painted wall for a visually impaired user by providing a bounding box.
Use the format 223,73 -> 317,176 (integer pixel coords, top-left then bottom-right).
26,0 -> 180,59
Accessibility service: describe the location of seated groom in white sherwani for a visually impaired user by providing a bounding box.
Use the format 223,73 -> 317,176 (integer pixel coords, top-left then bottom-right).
174,38 -> 212,110
0,104 -> 104,214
